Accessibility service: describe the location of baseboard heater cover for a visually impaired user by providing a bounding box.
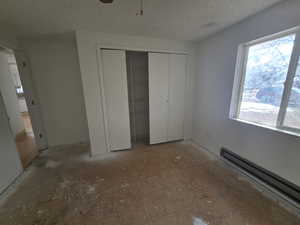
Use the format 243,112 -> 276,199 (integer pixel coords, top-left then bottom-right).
220,148 -> 300,204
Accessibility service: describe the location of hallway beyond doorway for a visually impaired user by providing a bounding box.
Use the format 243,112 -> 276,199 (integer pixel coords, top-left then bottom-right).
15,112 -> 37,168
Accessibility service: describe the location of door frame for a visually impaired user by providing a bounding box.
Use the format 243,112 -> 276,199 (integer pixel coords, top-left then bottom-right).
0,91 -> 23,193
96,44 -> 188,152
13,50 -> 48,150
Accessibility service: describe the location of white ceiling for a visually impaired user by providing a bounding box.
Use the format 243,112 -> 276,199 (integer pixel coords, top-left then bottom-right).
0,0 -> 283,41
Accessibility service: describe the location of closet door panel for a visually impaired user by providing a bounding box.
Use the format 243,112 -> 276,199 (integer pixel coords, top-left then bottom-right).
148,53 -> 169,144
101,49 -> 131,151
168,54 -> 186,141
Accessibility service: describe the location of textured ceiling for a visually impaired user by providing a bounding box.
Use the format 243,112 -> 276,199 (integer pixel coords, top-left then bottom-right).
0,0 -> 283,41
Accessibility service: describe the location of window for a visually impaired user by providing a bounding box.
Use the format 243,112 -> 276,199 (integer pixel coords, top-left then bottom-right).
231,28 -> 300,134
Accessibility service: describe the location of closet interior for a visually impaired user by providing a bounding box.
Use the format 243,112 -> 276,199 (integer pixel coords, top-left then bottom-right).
126,51 -> 149,145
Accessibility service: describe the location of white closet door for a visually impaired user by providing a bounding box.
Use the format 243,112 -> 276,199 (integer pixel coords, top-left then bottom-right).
101,49 -> 131,151
148,53 -> 169,144
168,54 -> 186,141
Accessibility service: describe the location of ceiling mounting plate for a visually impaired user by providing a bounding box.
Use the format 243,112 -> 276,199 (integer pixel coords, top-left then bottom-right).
99,0 -> 114,3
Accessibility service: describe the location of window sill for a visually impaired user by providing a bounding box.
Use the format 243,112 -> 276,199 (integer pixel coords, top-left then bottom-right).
230,118 -> 300,139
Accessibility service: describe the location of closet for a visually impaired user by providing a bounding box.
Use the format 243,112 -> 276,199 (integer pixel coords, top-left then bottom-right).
100,49 -> 187,151
126,51 -> 149,145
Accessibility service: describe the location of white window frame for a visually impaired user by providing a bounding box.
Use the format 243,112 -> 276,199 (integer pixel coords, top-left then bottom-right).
230,27 -> 300,135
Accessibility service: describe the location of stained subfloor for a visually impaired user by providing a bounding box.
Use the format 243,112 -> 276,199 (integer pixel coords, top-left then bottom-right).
15,112 -> 38,168
15,132 -> 38,168
0,143 -> 299,225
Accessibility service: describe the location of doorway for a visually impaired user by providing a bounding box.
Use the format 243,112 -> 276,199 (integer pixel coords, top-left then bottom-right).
0,48 -> 38,168
126,51 -> 150,146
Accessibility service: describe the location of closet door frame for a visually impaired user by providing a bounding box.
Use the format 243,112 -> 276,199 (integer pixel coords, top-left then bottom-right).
97,45 -> 188,152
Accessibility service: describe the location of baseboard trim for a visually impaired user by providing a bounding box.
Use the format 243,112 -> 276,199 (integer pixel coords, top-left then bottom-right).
189,139 -> 300,217
0,167 -> 35,207
47,142 -> 90,151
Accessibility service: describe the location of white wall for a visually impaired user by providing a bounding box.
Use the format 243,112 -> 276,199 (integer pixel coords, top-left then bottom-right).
0,33 -> 23,193
0,27 -> 18,50
76,31 -> 196,155
7,54 -> 22,88
0,92 -> 23,193
21,35 -> 89,147
194,0 -> 300,186
0,51 -> 25,137
18,98 -> 28,113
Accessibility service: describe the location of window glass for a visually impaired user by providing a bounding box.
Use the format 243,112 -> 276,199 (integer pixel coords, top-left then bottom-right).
283,58 -> 300,129
238,35 -> 295,127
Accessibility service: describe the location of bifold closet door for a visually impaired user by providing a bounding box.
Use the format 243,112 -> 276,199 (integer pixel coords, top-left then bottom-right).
168,54 -> 186,141
148,53 -> 169,144
149,53 -> 187,144
101,49 -> 131,151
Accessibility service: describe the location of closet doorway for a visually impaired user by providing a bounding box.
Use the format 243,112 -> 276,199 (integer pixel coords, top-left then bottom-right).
99,48 -> 186,152
126,51 -> 149,146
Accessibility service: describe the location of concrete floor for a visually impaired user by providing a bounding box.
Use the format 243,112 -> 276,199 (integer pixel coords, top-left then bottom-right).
0,142 -> 299,225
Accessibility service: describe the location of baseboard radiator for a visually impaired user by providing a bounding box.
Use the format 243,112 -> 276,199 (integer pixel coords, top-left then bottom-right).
220,148 -> 300,204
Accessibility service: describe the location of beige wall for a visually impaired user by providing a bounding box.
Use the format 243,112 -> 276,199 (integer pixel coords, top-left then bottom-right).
21,35 -> 89,147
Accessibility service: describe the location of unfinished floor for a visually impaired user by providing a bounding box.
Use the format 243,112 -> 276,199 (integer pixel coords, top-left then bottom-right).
0,143 -> 299,225
15,112 -> 38,168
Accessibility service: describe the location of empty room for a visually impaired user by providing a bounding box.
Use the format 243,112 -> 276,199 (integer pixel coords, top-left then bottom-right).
0,0 -> 300,224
